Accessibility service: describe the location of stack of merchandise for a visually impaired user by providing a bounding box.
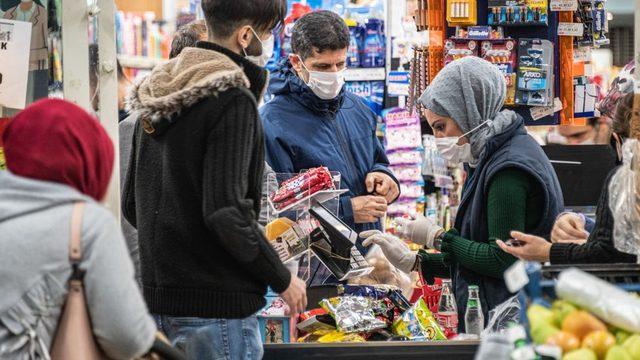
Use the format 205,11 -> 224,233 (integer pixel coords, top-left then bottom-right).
116,12 -> 171,60
383,110 -> 425,223
296,284 -> 447,343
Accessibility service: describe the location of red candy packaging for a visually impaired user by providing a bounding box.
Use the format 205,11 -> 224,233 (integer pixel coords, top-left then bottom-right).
270,167 -> 335,210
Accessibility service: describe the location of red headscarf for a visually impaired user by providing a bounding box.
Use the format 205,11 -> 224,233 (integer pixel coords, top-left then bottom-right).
2,99 -> 115,201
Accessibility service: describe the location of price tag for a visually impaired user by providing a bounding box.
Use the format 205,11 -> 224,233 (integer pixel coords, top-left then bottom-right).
573,47 -> 592,62
530,98 -> 563,121
550,0 -> 578,11
504,260 -> 529,293
558,22 -> 585,37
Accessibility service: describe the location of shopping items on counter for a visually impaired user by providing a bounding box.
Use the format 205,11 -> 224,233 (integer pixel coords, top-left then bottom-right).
481,295 -> 521,337
556,268 -> 640,333
269,167 -> 335,210
320,296 -> 387,334
392,298 -> 447,341
297,309 -> 337,333
609,139 -> 640,257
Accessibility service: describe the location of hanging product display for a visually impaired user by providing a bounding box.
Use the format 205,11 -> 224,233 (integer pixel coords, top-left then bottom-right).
487,0 -> 549,26
574,0 -> 609,47
481,39 -> 518,105
446,0 -> 478,26
515,38 -> 555,107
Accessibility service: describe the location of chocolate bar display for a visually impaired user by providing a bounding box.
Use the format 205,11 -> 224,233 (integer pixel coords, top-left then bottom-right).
269,167 -> 335,210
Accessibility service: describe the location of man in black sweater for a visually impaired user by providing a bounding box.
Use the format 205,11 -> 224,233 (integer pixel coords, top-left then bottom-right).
122,1 -> 306,358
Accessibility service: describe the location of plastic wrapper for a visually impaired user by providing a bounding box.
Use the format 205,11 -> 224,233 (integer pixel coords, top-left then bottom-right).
608,139 -> 640,256
556,268 -> 640,333
481,295 -> 521,337
392,298 -> 447,341
320,296 -> 387,334
387,150 -> 423,166
390,165 -> 424,182
337,284 -> 398,299
270,167 -> 334,209
317,330 -> 367,343
385,125 -> 423,151
399,183 -> 425,199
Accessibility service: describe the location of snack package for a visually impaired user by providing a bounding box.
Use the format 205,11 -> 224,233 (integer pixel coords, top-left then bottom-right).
317,330 -> 367,343
270,167 -> 334,210
320,296 -> 387,334
392,298 -> 447,341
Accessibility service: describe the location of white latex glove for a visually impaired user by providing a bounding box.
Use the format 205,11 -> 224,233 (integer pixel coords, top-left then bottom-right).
395,214 -> 444,248
360,230 -> 417,274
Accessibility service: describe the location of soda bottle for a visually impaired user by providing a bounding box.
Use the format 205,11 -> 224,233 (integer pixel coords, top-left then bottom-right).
464,285 -> 484,336
436,279 -> 458,338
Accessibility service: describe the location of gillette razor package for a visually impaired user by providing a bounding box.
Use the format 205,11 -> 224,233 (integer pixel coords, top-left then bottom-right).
515,39 -> 554,107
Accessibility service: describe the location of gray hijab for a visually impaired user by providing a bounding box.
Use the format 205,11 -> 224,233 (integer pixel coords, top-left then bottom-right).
419,56 -> 518,161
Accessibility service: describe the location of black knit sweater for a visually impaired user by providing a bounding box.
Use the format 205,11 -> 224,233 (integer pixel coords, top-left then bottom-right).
122,42 -> 291,318
550,166 -> 637,264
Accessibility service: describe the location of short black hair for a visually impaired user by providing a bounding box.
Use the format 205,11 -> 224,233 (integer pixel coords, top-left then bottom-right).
201,0 -> 286,38
170,20 -> 207,59
291,10 -> 350,60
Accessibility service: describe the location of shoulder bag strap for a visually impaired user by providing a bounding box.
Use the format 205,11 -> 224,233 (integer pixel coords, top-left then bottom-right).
69,202 -> 86,265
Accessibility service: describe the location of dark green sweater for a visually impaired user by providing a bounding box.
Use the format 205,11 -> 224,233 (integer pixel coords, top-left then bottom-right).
418,168 -> 544,283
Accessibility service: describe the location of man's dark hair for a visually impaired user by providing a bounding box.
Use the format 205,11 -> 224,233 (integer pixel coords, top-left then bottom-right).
613,92 -> 633,139
291,11 -> 350,60
201,0 -> 286,38
170,20 -> 207,59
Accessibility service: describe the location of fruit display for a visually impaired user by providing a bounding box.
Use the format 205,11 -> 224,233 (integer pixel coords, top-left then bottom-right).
528,300 -> 640,360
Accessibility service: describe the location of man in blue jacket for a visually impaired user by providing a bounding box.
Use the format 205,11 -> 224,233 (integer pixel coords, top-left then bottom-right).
261,11 -> 399,244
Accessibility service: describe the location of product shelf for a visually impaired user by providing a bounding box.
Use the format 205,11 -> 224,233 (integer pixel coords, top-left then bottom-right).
344,67 -> 387,82
268,189 -> 348,216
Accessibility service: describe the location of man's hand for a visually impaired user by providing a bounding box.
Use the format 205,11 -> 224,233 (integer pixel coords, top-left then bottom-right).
496,231 -> 552,263
279,276 -> 307,316
366,172 -> 400,204
352,195 -> 387,224
551,213 -> 589,244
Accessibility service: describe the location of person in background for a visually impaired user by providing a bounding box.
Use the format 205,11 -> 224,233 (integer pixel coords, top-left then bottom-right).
122,0 -> 306,358
547,64 -> 636,244
169,20 -> 208,59
261,11 -> 400,245
361,57 -> 563,332
0,99 -> 157,359
88,44 -> 132,122
498,92 -> 637,265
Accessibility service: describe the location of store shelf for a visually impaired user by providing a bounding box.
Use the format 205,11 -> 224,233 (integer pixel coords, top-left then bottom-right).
118,55 -> 164,69
344,67 -> 386,82
263,340 -> 480,360
269,189 -> 348,216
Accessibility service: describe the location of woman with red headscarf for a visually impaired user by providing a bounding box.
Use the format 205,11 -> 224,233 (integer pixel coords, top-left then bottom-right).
0,99 -> 157,359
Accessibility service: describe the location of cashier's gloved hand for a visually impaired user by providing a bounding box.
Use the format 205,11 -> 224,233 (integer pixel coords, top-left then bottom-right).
395,214 -> 444,248
360,230 -> 417,274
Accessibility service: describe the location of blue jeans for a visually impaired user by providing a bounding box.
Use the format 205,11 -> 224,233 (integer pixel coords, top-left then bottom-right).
153,314 -> 263,360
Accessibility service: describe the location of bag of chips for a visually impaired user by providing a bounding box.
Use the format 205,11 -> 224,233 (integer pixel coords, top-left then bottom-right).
320,296 -> 387,334
392,298 -> 447,341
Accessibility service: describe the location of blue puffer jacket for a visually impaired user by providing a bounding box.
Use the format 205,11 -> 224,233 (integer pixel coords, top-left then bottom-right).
260,60 -> 398,242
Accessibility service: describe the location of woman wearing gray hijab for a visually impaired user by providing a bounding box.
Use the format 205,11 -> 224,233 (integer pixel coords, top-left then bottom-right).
361,57 -> 563,332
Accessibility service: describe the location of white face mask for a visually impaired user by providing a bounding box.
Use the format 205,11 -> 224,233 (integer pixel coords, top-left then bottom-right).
246,34 -> 274,67
298,57 -> 345,100
435,120 -> 490,164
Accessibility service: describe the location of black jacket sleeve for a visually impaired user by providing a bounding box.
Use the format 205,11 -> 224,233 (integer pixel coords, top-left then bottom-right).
202,94 -> 291,293
550,168 -> 637,264
121,118 -> 139,228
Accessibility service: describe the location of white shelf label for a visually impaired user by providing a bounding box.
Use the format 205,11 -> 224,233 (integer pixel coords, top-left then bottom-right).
558,22 -> 584,37
573,47 -> 592,62
344,68 -> 386,82
550,0 -> 578,11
